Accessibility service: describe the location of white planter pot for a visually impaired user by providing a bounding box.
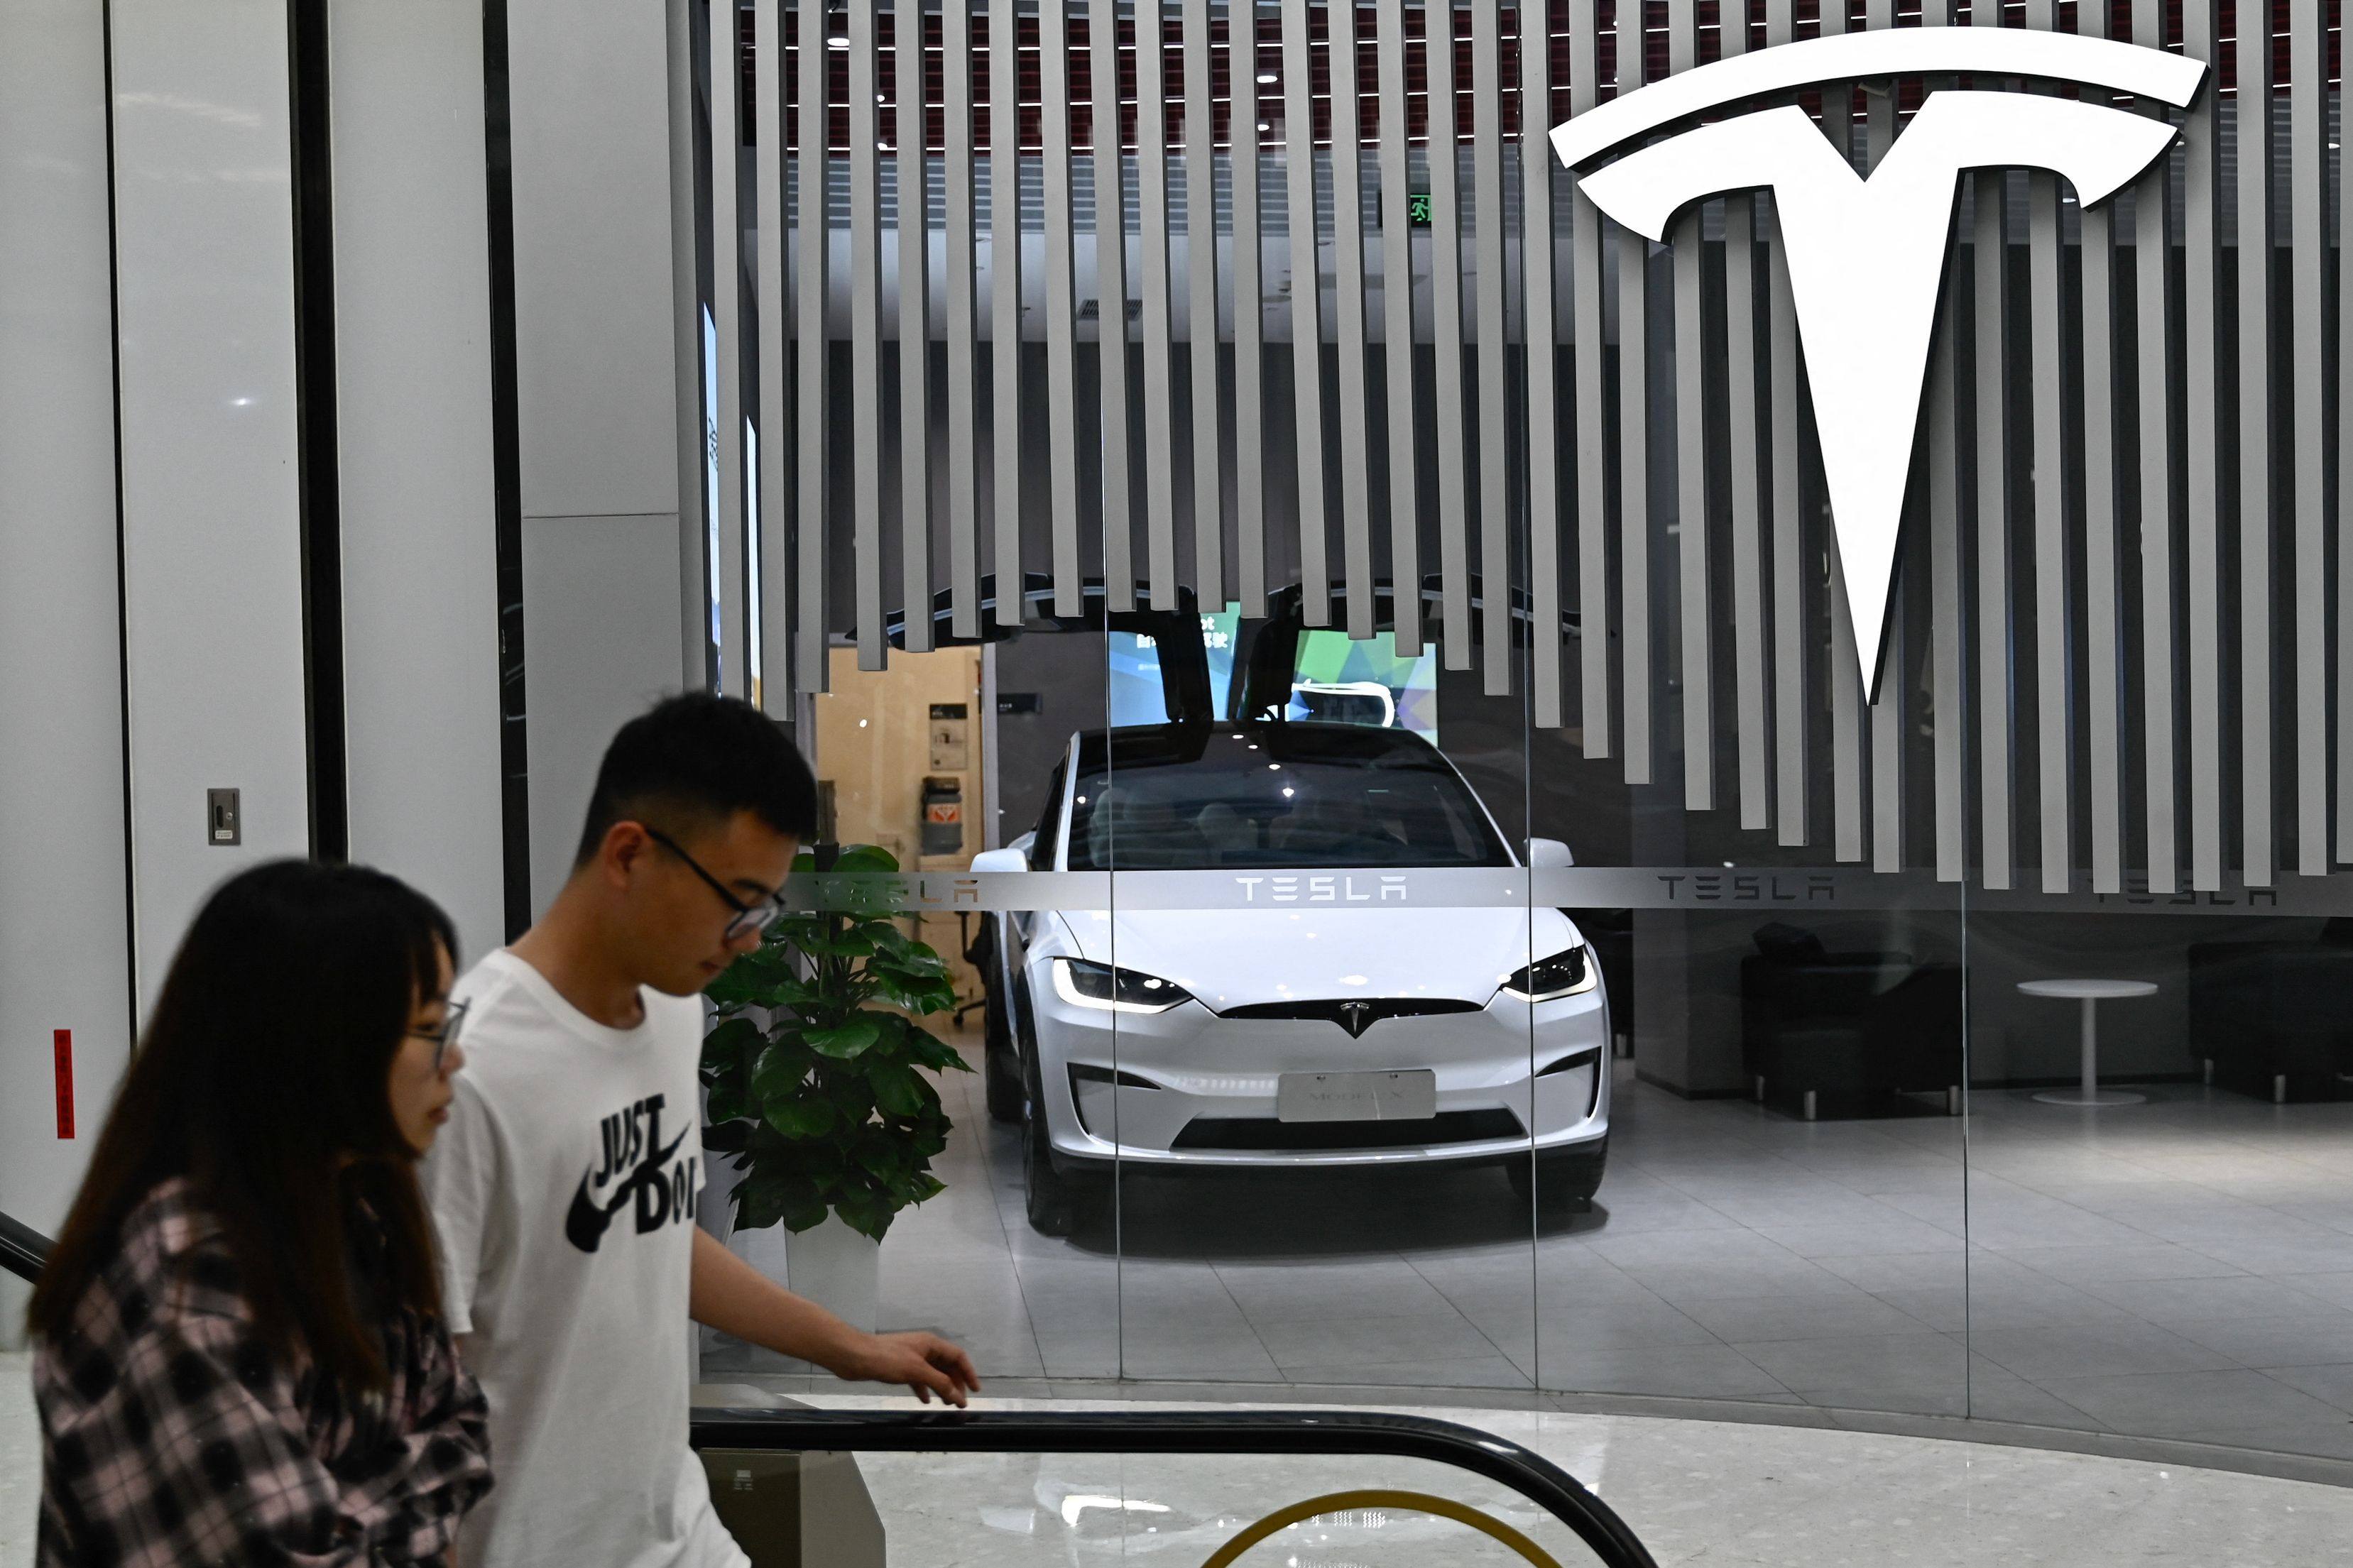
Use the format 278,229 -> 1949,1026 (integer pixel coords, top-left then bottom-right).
779,1214 -> 880,1333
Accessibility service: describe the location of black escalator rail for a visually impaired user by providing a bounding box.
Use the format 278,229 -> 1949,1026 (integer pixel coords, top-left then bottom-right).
689,1405 -> 1659,1568
1,1208 -> 50,1285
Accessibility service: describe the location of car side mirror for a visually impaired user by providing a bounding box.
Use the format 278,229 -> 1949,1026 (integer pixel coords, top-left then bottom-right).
1526,837 -> 1575,869
971,847 -> 1030,875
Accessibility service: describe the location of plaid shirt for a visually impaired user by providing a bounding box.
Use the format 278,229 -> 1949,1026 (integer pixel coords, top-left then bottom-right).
35,1179 -> 493,1567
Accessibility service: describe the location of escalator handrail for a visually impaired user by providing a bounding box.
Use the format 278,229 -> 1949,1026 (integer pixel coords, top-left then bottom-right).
1,1208 -> 50,1286
690,1405 -> 1659,1568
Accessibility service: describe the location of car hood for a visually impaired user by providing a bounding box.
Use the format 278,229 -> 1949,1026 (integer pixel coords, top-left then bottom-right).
1052,904 -> 1585,1009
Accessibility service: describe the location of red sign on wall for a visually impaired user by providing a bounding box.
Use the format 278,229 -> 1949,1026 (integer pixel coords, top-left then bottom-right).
54,1029 -> 74,1139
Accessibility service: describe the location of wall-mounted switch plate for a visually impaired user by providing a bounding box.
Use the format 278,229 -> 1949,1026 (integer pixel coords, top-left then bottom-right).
207,788 -> 241,845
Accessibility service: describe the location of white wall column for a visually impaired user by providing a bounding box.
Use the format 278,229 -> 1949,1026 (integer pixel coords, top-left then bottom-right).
0,0 -> 134,1258
508,0 -> 701,909
109,0 -> 312,1004
329,0 -> 506,960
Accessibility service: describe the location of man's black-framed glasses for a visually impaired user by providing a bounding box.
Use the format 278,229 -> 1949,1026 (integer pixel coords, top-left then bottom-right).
643,826 -> 788,941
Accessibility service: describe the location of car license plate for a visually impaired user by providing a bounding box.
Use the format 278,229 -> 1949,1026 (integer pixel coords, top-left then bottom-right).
1276,1070 -> 1438,1124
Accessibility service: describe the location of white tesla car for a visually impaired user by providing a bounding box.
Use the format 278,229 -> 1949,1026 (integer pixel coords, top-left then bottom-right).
969,721 -> 1610,1235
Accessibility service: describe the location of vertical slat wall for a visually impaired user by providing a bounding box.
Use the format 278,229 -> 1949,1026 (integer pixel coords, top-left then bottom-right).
710,1 -> 748,693
791,0 -> 826,693
1614,0 -> 1653,785
1135,0 -> 1179,608
1281,0 -> 1331,627
1667,0 -> 1713,810
1091,0 -> 1137,610
1376,0 -> 1423,656
1969,1 -> 2011,888
1923,0 -> 1965,884
1330,0 -> 1377,640
2237,0 -> 2275,887
1231,6 -> 1267,616
2079,0 -> 2123,895
895,1 -> 934,654
846,1 -> 883,669
1722,0 -> 1768,833
986,0 -> 1023,629
1567,0 -> 1608,746
741,0 -> 2343,892
1523,0 -> 1564,729
1039,0 -> 1083,616
1181,0 -> 1223,610
1864,0 -> 1901,876
943,0 -> 979,637
1825,0 -> 1866,865
1764,0 -> 1805,845
2290,0 -> 2327,874
2340,8 -> 2353,868
2132,0 -> 2178,892
1429,0 -> 1474,664
1471,0 -> 1514,692
755,0 -> 790,704
2024,0 -> 2070,894
2182,0 -> 2224,889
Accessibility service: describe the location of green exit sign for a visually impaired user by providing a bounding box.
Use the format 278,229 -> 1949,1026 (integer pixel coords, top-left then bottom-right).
1407,190 -> 1436,226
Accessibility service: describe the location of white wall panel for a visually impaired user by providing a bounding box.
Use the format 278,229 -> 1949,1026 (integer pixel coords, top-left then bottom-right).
330,0 -> 506,960
0,0 -> 133,1247
522,515 -> 687,911
507,0 -> 683,520
507,0 -> 695,909
109,0 -> 311,1009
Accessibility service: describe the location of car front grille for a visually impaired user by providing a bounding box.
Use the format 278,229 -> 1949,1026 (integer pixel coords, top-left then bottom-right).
1214,998 -> 1485,1036
1170,1107 -> 1527,1152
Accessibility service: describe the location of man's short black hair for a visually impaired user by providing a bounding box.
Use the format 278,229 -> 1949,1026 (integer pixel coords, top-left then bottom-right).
575,691 -> 819,866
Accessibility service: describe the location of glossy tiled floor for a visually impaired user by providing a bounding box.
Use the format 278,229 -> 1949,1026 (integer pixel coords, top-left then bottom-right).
714,1037 -> 2353,1463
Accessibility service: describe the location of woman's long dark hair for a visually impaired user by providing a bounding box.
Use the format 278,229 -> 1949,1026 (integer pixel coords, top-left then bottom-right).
29,860 -> 457,1394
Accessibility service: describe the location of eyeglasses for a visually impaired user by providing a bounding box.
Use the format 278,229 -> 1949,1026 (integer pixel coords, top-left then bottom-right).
414,998 -> 469,1075
643,826 -> 787,942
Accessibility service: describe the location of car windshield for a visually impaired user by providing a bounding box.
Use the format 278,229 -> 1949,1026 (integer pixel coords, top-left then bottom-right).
1064,734 -> 1510,870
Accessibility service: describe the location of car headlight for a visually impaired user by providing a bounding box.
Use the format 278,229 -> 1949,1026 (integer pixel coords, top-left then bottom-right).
1501,944 -> 1599,1003
1053,958 -> 1195,1014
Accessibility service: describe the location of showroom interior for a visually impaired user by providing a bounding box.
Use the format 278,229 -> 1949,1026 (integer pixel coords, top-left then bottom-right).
11,0 -> 2353,1560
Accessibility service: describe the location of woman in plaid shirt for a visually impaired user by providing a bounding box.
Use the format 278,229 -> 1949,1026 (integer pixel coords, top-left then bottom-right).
27,861 -> 494,1567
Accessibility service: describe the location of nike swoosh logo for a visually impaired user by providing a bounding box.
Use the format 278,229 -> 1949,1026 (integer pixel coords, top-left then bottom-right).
564,1124 -> 696,1254
564,1171 -> 618,1253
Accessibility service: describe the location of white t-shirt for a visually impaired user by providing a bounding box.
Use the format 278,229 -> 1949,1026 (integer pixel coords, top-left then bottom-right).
420,950 -> 746,1568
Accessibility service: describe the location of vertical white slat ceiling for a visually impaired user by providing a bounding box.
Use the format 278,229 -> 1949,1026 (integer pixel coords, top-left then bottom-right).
719,0 -> 2344,892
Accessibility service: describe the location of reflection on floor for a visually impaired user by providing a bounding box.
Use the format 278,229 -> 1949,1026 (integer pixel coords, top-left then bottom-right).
710,1038 -> 2353,1463
786,1392 -> 2353,1567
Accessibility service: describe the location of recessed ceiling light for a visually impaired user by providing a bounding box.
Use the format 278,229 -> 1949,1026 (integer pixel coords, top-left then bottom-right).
1257,71 -> 1278,84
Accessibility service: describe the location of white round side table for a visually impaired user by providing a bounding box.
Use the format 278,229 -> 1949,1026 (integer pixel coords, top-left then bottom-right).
2019,979 -> 2158,1106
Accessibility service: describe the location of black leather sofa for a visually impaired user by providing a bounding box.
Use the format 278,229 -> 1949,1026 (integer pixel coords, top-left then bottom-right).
2188,921 -> 2353,1103
1740,923 -> 1964,1120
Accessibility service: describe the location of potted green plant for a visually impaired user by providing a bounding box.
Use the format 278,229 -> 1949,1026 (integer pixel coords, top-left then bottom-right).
699,843 -> 968,1328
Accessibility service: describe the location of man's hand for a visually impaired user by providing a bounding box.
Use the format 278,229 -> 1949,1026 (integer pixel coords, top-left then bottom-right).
825,1329 -> 981,1408
689,1228 -> 981,1406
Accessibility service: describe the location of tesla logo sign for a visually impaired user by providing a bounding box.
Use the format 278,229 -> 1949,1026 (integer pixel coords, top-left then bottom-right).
1338,1000 -> 1377,1037
1551,31 -> 2206,696
1234,874 -> 1410,904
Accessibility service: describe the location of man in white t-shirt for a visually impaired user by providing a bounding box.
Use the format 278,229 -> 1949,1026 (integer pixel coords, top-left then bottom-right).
421,693 -> 978,1568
